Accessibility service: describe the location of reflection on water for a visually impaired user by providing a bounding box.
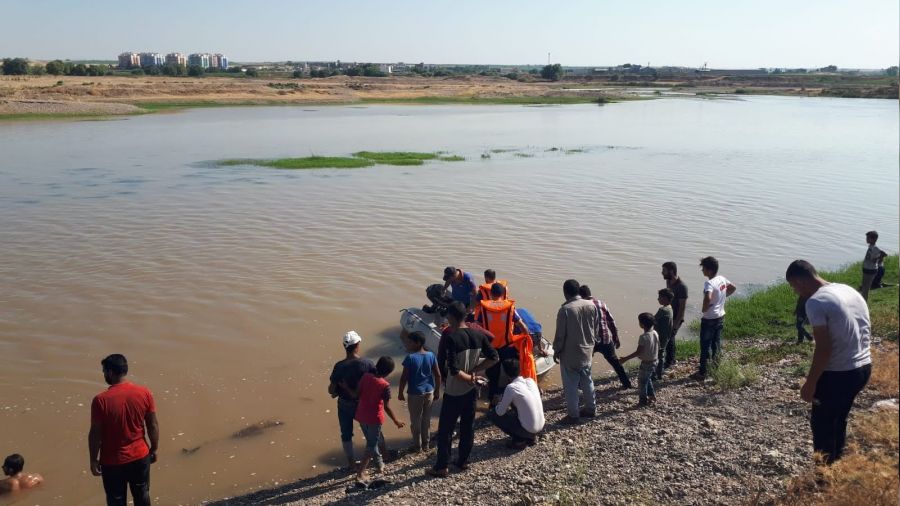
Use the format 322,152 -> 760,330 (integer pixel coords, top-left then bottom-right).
0,97 -> 897,504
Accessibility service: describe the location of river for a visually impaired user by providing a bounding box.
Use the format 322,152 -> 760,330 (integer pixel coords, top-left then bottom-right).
0,96 -> 896,504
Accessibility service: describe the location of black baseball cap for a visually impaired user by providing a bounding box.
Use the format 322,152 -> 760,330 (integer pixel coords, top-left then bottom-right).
442,266 -> 457,281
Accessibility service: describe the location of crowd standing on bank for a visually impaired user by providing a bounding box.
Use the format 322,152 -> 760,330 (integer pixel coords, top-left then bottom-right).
0,235 -> 890,500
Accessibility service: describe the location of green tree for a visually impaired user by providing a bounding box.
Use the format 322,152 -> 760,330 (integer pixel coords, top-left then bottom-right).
2,57 -> 30,75
244,68 -> 258,77
885,66 -> 899,76
71,64 -> 88,76
819,65 -> 838,72
540,63 -> 563,81
187,65 -> 204,77
30,64 -> 46,75
292,70 -> 304,78
45,59 -> 65,75
86,65 -> 106,77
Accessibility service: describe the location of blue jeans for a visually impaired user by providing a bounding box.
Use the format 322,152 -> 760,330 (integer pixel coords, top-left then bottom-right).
638,362 -> 656,401
560,364 -> 595,418
360,423 -> 384,468
699,317 -> 724,376
337,398 -> 358,442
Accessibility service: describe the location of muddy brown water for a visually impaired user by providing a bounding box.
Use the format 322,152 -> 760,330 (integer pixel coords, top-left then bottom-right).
1,97 -> 897,505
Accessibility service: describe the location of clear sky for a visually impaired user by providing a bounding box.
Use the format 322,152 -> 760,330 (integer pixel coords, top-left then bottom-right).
2,0 -> 898,68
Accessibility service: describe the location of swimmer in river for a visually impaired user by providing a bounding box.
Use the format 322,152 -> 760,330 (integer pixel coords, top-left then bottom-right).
0,454 -> 44,495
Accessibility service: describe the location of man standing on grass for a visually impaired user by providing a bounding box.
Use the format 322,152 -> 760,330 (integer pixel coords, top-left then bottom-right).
89,354 -> 159,506
661,261 -> 688,368
786,260 -> 871,464
693,257 -> 736,380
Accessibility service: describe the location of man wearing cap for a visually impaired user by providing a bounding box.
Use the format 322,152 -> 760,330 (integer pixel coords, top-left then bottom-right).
328,331 -> 376,469
443,267 -> 479,313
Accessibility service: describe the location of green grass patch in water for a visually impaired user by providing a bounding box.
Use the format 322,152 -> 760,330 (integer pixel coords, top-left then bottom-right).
352,151 -> 439,165
439,155 -> 465,162
220,156 -> 374,169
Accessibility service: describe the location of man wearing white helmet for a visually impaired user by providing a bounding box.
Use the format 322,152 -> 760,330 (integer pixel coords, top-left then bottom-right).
328,331 -> 376,469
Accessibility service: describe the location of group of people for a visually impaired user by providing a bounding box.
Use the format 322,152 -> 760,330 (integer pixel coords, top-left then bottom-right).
1,231 -> 885,502
330,267 -> 547,482
331,241 -> 881,484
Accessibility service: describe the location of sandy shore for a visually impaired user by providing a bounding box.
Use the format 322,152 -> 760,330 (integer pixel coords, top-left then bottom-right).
204,338 -> 897,506
2,73 -> 894,118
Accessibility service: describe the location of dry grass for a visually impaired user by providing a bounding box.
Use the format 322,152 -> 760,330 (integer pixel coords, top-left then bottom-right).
869,344 -> 899,397
780,342 -> 899,505
783,446 -> 899,506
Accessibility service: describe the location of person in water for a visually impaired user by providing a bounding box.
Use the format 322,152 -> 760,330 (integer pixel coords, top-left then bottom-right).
0,454 -> 43,495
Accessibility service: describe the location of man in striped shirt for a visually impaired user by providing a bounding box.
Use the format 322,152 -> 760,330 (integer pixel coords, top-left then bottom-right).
580,285 -> 632,389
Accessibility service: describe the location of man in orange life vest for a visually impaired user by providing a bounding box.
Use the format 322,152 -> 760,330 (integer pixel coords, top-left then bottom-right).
477,283 -> 538,403
475,270 -> 508,322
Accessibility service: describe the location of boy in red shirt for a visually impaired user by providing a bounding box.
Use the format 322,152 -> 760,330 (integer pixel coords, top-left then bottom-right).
348,356 -> 404,482
88,354 -> 159,506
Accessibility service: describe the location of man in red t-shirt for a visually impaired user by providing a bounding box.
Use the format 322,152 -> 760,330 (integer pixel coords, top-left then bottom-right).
88,354 -> 159,506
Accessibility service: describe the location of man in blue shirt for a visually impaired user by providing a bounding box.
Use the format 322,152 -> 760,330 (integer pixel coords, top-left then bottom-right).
443,266 -> 478,313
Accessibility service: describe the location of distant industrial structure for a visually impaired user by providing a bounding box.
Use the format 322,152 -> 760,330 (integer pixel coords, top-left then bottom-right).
118,51 -> 227,70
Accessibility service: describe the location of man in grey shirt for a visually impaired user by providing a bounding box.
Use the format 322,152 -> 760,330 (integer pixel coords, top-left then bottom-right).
786,259 -> 872,464
553,279 -> 599,421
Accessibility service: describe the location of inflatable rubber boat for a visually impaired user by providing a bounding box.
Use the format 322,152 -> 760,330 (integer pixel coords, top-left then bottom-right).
399,306 -> 557,377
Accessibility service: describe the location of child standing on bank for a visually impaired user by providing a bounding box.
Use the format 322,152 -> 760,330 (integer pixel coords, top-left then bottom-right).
620,313 -> 660,407
351,356 -> 405,482
861,230 -> 888,300
398,332 -> 441,452
654,289 -> 674,381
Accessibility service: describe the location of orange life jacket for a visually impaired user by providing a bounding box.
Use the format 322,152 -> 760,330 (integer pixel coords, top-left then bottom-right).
479,298 -> 538,381
477,279 -> 508,302
479,298 -> 516,349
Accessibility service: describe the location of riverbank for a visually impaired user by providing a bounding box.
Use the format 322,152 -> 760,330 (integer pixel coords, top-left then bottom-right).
1,72 -> 896,120
207,258 -> 898,505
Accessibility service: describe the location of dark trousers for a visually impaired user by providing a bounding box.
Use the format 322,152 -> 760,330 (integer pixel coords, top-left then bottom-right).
664,324 -> 679,367
811,364 -> 871,463
491,410 -> 535,443
795,317 -> 813,342
486,347 -> 518,399
593,342 -> 632,388
101,455 -> 151,506
872,265 -> 886,288
699,317 -> 724,376
434,388 -> 477,471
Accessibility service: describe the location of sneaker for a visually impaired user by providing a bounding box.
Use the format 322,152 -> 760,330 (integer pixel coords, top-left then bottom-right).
690,372 -> 706,381
579,409 -> 596,418
637,398 -> 649,408
425,467 -> 449,478
559,415 -> 581,425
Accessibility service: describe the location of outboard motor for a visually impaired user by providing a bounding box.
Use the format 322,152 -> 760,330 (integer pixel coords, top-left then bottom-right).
423,283 -> 454,316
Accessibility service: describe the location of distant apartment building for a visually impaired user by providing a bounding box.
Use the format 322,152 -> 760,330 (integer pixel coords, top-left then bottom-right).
139,52 -> 165,67
215,54 -> 228,70
117,52 -> 141,69
209,54 -> 219,69
165,52 -> 187,66
188,53 -> 211,68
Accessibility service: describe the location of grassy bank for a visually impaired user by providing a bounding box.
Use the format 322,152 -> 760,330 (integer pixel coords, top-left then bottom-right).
673,256 -> 898,504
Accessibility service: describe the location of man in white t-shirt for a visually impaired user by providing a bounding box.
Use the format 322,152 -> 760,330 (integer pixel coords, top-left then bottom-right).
786,259 -> 871,464
491,357 -> 545,449
693,256 -> 737,380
